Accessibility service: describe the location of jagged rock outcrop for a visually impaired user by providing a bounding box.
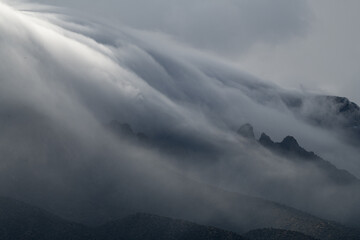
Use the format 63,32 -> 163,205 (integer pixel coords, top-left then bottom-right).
258,132 -> 358,184
281,95 -> 360,144
237,123 -> 256,140
237,123 -> 358,185
259,133 -> 276,148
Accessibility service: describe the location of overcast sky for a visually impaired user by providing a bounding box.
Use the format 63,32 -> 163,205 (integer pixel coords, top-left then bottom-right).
22,0 -> 360,104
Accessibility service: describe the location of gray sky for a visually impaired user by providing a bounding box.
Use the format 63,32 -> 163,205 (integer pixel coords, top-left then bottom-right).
22,0 -> 360,104
237,0 -> 360,104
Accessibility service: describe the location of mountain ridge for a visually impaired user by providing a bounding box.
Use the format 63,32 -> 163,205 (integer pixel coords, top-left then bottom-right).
0,196 -> 356,240
238,124 -> 359,185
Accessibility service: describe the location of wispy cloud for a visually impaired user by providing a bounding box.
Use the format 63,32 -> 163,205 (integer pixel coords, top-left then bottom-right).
1,0 -> 360,229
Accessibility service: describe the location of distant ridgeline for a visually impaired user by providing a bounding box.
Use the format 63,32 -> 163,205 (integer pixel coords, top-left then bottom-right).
108,119 -> 359,185
281,95 -> 360,145
0,197 -> 348,240
237,123 -> 359,185
107,120 -> 221,162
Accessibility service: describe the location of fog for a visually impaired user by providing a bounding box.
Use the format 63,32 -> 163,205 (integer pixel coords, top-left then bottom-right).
13,0 -> 360,104
15,0 -> 311,56
1,0 -> 360,232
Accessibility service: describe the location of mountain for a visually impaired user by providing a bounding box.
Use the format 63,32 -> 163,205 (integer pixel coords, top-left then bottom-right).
282,95 -> 360,144
244,229 -> 318,240
237,123 -> 359,185
0,197 -> 245,240
0,197 -> 89,240
0,197 -> 243,240
1,196 -> 359,240
237,123 -> 256,140
1,3 -> 360,240
310,96 -> 360,133
2,107 -> 360,240
95,213 -> 245,240
258,132 -> 359,185
107,120 -> 220,162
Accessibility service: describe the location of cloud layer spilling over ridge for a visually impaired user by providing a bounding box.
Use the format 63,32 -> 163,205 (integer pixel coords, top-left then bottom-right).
13,0 -> 311,56
1,0 -> 360,229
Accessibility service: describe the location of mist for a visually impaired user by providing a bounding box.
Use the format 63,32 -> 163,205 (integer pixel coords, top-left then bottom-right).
1,0 -> 360,234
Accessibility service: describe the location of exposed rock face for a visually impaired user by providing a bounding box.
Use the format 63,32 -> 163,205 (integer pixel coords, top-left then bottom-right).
281,95 -> 360,144
281,136 -> 299,149
259,133 -> 276,148
237,124 -> 255,140
311,96 -> 360,131
258,132 -> 358,185
279,136 -> 316,159
328,96 -> 360,143
260,133 -> 318,159
108,121 -> 220,161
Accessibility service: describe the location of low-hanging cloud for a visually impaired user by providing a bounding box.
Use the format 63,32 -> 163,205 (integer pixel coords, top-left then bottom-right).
1,0 -> 360,232
15,0 -> 312,56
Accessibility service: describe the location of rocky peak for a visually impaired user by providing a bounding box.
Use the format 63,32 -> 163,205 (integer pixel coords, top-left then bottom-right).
259,133 -> 274,147
332,96 -> 360,113
238,126 -> 359,185
237,123 -> 255,139
281,136 -> 300,149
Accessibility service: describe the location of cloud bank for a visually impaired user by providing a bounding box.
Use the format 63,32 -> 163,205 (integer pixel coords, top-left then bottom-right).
16,0 -> 311,56
1,0 -> 360,230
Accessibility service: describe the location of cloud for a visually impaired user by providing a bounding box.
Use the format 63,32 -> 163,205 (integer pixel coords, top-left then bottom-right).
236,0 -> 360,104
18,0 -> 311,56
1,0 -> 360,229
